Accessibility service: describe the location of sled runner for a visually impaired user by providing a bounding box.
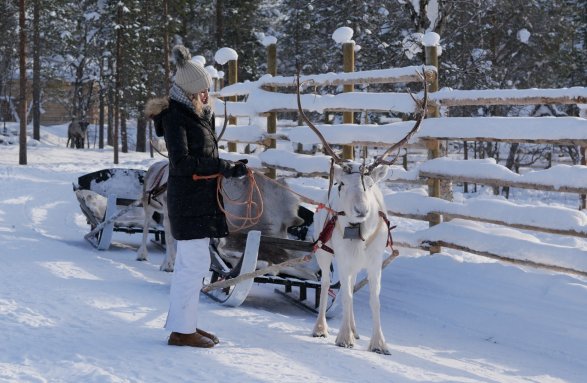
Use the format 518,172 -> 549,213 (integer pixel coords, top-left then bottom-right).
73,168 -> 165,250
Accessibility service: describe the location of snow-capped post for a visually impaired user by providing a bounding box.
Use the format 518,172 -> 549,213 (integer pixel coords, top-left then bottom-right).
205,65 -> 219,92
215,47 -> 239,152
423,31 -> 442,252
263,35 -> 278,179
333,26 -> 355,160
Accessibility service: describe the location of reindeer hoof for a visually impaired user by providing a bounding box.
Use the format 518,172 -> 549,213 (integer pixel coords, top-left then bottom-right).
371,347 -> 391,355
369,341 -> 391,355
336,341 -> 354,349
312,323 -> 328,338
135,251 -> 147,261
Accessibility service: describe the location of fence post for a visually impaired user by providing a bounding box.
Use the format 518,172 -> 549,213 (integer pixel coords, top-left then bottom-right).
333,27 -> 355,161
215,47 -> 238,153
424,32 -> 442,253
266,37 -> 277,179
217,70 -> 224,91
227,58 -> 238,152
342,40 -> 355,160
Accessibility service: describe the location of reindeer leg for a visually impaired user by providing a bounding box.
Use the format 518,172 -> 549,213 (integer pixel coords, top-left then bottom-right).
136,197 -> 151,262
350,273 -> 359,340
335,263 -> 355,349
366,262 -> 389,355
160,212 -> 175,272
312,250 -> 332,338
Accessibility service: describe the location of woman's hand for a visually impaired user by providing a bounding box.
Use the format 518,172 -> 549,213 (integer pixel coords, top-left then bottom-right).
220,159 -> 248,178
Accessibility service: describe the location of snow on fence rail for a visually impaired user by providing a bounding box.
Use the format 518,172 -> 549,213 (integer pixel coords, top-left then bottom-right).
218,117 -> 587,152
385,190 -> 587,238
419,158 -> 587,195
210,64 -> 587,277
429,87 -> 587,107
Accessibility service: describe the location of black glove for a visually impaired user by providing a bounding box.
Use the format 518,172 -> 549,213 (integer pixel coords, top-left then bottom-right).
231,162 -> 248,178
219,159 -> 233,178
219,160 -> 248,178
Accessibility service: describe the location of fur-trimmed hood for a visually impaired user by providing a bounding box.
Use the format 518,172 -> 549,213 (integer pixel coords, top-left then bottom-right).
145,97 -> 169,137
145,97 -> 169,119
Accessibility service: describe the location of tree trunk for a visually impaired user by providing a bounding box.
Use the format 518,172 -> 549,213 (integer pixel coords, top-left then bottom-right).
98,58 -> 104,149
163,0 -> 170,92
32,0 -> 40,140
18,0 -> 27,165
581,146 -> 586,210
502,142 -> 519,198
136,113 -> 146,152
113,5 -> 122,164
215,0 -> 224,48
107,57 -> 113,146
72,58 -> 86,119
121,109 -> 128,153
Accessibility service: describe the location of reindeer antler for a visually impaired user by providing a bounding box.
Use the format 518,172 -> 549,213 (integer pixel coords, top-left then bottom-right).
366,70 -> 428,174
296,72 -> 344,165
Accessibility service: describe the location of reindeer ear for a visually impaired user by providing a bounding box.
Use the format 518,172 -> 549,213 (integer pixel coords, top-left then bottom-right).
333,164 -> 345,180
334,162 -> 353,178
370,165 -> 389,183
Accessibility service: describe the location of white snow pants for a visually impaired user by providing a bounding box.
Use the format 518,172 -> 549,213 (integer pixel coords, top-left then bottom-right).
165,238 -> 210,334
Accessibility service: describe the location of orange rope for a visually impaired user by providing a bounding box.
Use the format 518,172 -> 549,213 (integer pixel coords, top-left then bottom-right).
217,169 -> 264,232
252,170 -> 338,215
192,170 -> 264,232
193,168 -> 339,232
192,173 -> 222,181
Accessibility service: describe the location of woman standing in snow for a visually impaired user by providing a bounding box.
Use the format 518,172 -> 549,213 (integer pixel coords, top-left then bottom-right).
145,45 -> 247,348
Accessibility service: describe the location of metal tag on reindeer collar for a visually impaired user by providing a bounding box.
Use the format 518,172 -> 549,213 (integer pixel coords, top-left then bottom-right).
343,223 -> 364,240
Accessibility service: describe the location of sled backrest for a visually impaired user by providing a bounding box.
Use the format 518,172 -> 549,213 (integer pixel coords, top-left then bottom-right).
76,168 -> 146,205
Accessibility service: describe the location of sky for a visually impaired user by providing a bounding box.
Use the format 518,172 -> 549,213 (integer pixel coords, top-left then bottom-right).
0,121 -> 586,383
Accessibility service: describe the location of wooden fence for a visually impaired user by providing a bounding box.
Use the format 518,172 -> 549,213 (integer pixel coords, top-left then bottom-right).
208,58 -> 587,277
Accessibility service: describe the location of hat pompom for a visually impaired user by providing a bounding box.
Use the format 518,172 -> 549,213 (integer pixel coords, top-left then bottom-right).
172,45 -> 191,68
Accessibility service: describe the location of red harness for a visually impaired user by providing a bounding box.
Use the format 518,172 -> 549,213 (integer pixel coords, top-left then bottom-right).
312,208 -> 395,255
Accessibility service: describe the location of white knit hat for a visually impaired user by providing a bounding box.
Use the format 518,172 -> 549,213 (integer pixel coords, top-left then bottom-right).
172,45 -> 212,95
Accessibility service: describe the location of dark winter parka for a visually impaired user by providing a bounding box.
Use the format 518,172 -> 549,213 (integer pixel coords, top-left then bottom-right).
147,97 -> 232,241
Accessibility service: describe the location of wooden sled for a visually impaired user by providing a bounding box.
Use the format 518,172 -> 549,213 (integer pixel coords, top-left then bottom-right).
73,168 -> 165,250
203,229 -> 341,317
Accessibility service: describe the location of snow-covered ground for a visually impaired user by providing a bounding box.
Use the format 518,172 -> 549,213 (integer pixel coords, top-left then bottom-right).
1,123 -> 586,383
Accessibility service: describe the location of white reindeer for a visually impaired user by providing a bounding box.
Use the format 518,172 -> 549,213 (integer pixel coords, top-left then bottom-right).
298,74 -> 428,354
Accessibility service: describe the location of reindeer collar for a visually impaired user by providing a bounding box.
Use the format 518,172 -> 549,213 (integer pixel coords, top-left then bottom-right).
334,211 -> 366,241
313,209 -> 394,254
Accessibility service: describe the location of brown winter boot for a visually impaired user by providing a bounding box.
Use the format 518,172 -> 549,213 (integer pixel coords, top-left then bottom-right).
196,328 -> 219,344
168,331 -> 215,348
